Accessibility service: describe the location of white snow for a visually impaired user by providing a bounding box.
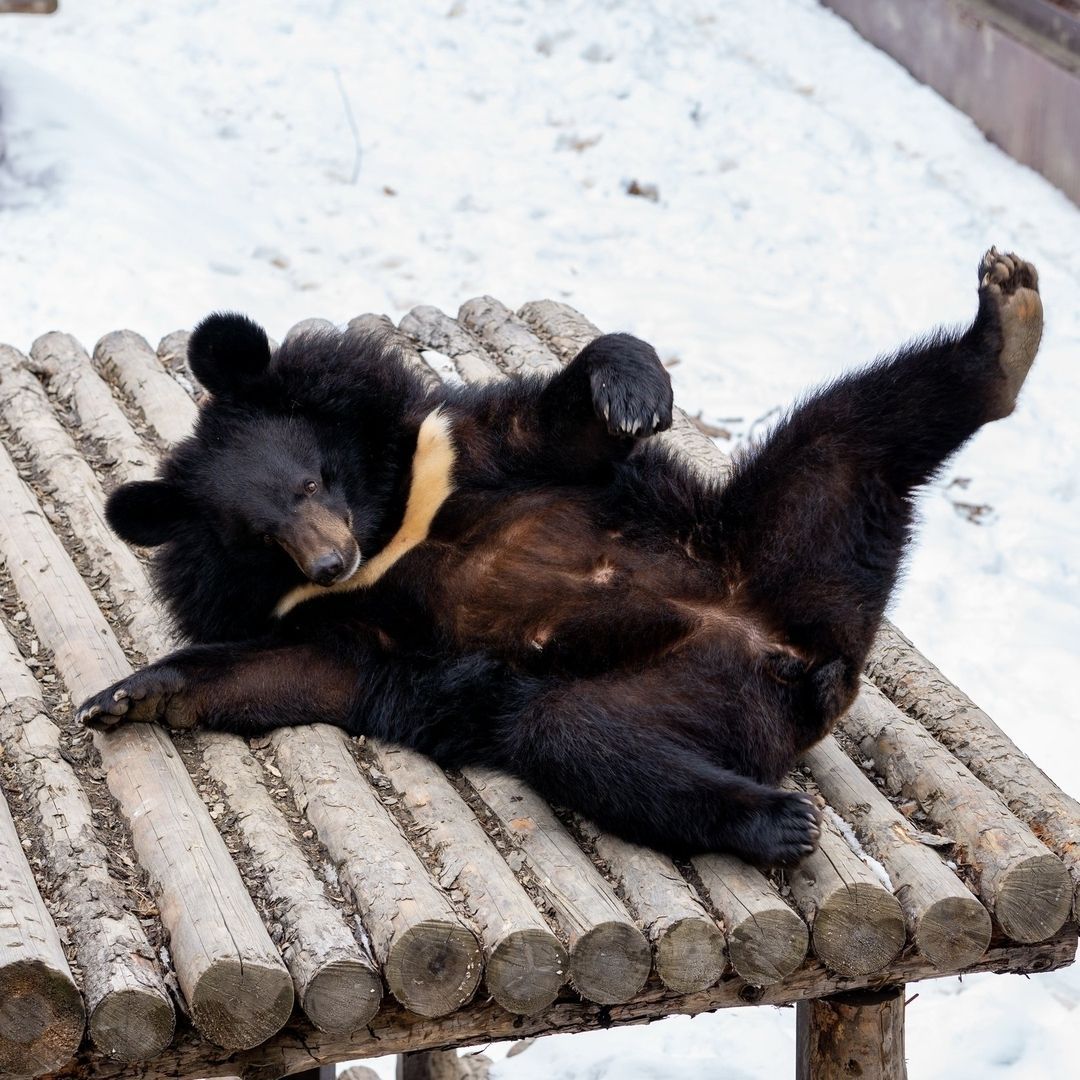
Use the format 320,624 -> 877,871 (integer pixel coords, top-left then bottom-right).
2,1 -> 1079,1077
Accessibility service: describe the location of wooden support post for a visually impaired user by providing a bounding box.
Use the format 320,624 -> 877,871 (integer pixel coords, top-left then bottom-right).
397,1049 -> 491,1080
796,986 -> 907,1080
287,1066 -> 337,1080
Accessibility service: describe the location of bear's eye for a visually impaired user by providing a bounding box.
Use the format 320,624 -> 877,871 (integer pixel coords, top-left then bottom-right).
263,533 -> 274,545
304,479 -> 319,495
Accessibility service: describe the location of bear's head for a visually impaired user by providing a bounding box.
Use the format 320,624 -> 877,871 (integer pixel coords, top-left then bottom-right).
105,312 -> 430,642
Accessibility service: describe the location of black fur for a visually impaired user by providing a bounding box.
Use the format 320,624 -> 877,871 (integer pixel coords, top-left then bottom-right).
84,258 -> 1039,866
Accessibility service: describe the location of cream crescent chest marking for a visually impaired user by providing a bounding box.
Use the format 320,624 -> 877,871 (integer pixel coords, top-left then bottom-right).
272,407 -> 456,619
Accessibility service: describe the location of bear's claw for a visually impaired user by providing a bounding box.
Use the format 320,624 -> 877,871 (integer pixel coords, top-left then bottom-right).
78,665 -> 196,731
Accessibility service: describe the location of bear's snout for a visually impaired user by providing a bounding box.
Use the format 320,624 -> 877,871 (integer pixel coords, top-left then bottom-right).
310,550 -> 346,586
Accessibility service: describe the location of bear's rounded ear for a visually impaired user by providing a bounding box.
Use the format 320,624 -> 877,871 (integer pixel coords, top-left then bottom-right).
188,312 -> 272,398
106,481 -> 198,547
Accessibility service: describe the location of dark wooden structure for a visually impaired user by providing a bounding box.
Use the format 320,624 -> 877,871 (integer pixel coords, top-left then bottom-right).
822,0 -> 1080,206
0,300 -> 1077,1080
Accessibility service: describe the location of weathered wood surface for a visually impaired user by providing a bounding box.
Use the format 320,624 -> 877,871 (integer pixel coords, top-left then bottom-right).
348,314 -> 442,392
463,767 -> 651,1005
841,680 -> 1072,943
869,621 -> 1080,918
47,931 -> 1078,1080
575,819 -> 726,995
0,624 -> 173,1063
785,782 -> 907,977
796,985 -> 907,1080
691,853 -> 809,986
0,747 -> 84,1079
0,444 -> 295,1051
0,1 -> 57,12
371,742 -> 568,1015
399,307 -> 502,384
273,728 -> 483,1018
803,736 -> 991,969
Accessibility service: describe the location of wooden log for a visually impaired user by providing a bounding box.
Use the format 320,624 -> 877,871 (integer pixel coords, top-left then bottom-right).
0,354 -> 386,1034
0,1 -> 57,12
784,783 -> 906,977
271,727 -> 483,1018
42,931 -> 1077,1080
796,985 -> 907,1080
840,680 -> 1072,943
0,782 -> 84,1078
347,314 -> 442,392
457,296 -> 563,376
0,347 -> 172,659
461,767 -> 651,1005
155,331 -> 204,404
573,819 -> 726,994
27,333 -> 156,484
0,447 -> 295,1049
398,306 -> 503,383
200,737 -> 383,1033
0,625 -> 174,1062
802,736 -> 991,969
92,331 -> 196,447
691,853 -> 809,986
868,621 -> 1080,918
283,318 -> 336,346
370,742 -> 567,1015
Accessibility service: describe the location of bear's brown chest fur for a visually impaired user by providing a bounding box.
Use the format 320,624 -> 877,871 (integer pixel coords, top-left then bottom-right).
420,488 -> 769,675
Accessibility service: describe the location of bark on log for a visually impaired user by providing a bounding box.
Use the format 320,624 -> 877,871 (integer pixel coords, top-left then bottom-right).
369,742 -> 567,1015
398,306 -> 503,384
796,985 -> 907,1080
347,314 -> 442,392
784,783 -> 907,977
396,1048 -> 491,1080
16,340 -> 387,1034
0,625 -> 174,1062
840,680 -> 1072,943
573,819 -> 726,994
457,297 -> 563,375
44,931 -> 1077,1080
802,736 -> 991,969
91,332 -> 194,447
0,447 -> 295,1050
200,737 -> 383,1032
271,727 -> 483,1018
0,348 -> 172,659
868,621 -> 1080,918
0,777 -> 84,1078
27,334 -> 156,485
691,853 -> 809,986
155,331 -> 204,404
461,767 -> 651,1005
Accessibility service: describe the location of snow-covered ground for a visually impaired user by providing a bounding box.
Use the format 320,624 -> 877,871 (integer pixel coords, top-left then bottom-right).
2,1 -> 1078,1076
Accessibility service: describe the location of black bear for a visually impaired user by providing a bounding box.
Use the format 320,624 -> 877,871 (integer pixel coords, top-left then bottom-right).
79,249 -> 1043,866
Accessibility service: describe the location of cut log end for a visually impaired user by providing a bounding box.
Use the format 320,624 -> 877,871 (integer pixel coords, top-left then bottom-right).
0,960 -> 85,1078
300,956 -> 384,1034
384,921 -> 483,1019
916,896 -> 992,970
654,915 -> 727,995
811,882 -> 907,978
88,985 -> 175,1063
994,854 -> 1073,943
728,906 -> 809,987
189,958 -> 295,1051
485,928 -> 568,1016
568,920 -> 651,1005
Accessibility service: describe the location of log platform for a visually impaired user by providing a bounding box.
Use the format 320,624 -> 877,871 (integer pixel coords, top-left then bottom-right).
0,300 -> 1076,1080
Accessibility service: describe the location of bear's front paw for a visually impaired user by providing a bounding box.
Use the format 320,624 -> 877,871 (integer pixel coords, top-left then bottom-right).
585,334 -> 674,438
78,665 -> 197,731
738,790 -> 822,867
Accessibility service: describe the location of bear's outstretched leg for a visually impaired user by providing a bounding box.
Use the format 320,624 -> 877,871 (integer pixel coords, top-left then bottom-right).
709,249 -> 1042,725
498,676 -> 822,864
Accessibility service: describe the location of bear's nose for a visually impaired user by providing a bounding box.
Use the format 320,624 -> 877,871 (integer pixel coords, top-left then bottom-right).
311,551 -> 345,586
